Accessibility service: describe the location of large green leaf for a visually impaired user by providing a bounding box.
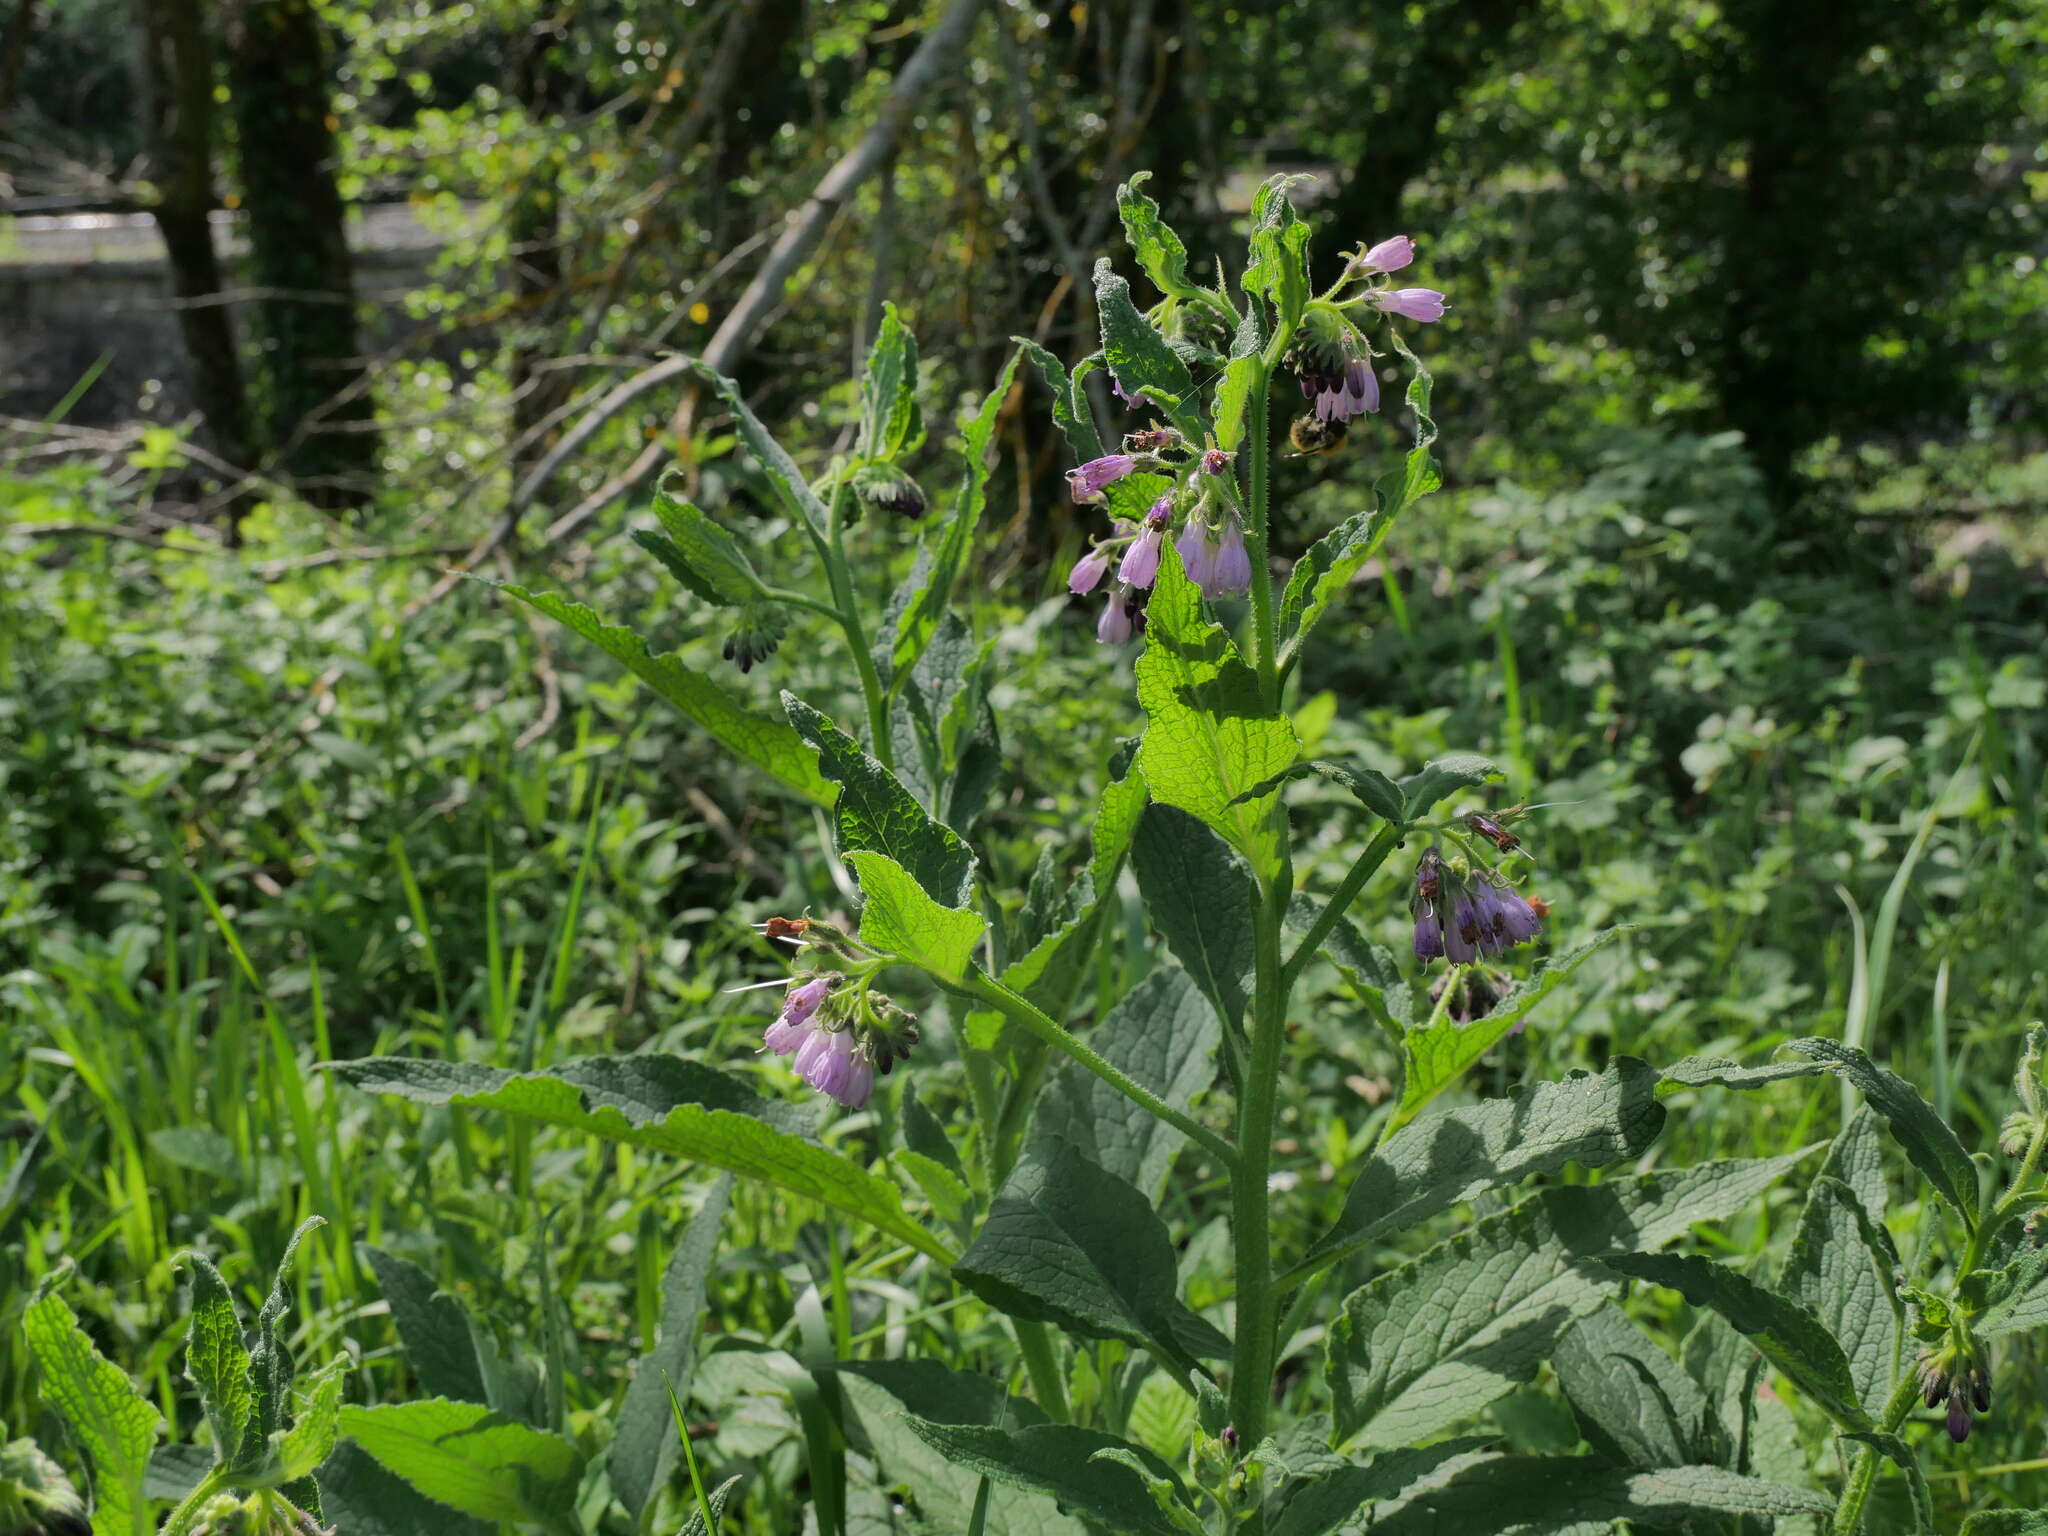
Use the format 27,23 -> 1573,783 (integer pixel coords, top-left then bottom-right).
1239,176 -> 1312,325
1600,1252 -> 1873,1430
21,1283 -> 160,1536
1238,758 -> 1406,824
338,1400 -> 582,1526
1025,966 -> 1221,1201
1135,552 -> 1298,880
314,1442 -> 492,1536
637,482 -> 772,610
326,1056 -> 954,1264
1961,1514 -> 2048,1535
1131,805 -> 1254,1029
887,350 -> 1022,680
1295,1059 -> 1666,1280
1786,1038 -> 1979,1224
1015,337 -> 1105,462
785,694 -> 975,908
610,1173 -> 733,1522
894,1416 -> 1193,1536
1268,1441 -> 1495,1536
1362,1455 -> 1832,1535
1553,1308 -> 1714,1469
1391,929 -> 1629,1133
1095,260 -> 1201,435
1780,1175 -> 1903,1417
498,584 -> 831,806
361,1248 -> 486,1405
843,851 -> 987,984
955,1145 -> 1229,1375
1279,361 -> 1437,669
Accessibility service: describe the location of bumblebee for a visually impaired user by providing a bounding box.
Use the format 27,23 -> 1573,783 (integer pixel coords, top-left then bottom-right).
1288,413 -> 1347,457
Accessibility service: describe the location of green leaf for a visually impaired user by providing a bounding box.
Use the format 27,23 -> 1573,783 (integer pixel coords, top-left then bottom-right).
247,1217 -> 323,1474
1977,1245 -> 2048,1338
686,360 -> 832,531
1326,1198 -> 1617,1449
895,1418 -> 1193,1536
1296,1059 -> 1666,1280
675,1474 -> 743,1536
314,1441 -> 492,1536
783,695 -> 975,907
1391,929 -> 1629,1133
1279,362 -> 1437,666
1396,752 -> 1499,822
1015,336 -> 1105,463
361,1248 -> 485,1406
1026,966 -> 1221,1201
896,1149 -> 972,1222
1362,1456 -> 1833,1535
1269,1441 -> 1495,1536
498,584 -> 832,806
1961,1514 -> 2048,1535
1781,1176 -> 1903,1417
270,1356 -> 346,1485
901,1087 -> 965,1183
1541,1152 -> 1814,1254
844,850 -> 987,983
1117,172 -> 1197,300
1135,551 -> 1299,881
1599,1251 -> 1873,1430
327,1055 -> 954,1265
955,1145 -> 1229,1375
1844,1432 -> 1934,1535
1131,805 -> 1254,1029
1822,1106 -> 1891,1225
181,1253 -> 259,1468
1285,892 -> 1410,1036
610,1173 -> 732,1522
1239,177 -> 1312,326
1095,260 -> 1201,435
1553,1308 -> 1714,1469
21,1282 -> 161,1536
1236,758 -> 1406,823
1785,1038 -> 1979,1224
887,349 -> 1023,680
338,1399 -> 583,1525
1656,1056 -> 1832,1095
638,482 -> 771,608
860,301 -> 923,460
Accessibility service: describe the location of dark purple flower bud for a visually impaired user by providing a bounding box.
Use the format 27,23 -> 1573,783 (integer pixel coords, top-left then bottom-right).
1374,287 -> 1447,323
1066,454 -> 1135,503
1973,1366 -> 1992,1414
1947,1393 -> 1972,1443
852,461 -> 927,518
1356,235 -> 1415,275
1200,448 -> 1235,475
1444,895 -> 1481,965
1068,547 -> 1111,595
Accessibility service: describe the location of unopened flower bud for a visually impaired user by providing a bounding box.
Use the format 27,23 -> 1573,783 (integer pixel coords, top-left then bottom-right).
1068,547 -> 1111,595
852,460 -> 927,518
1373,287 -> 1447,323
1066,454 -> 1135,503
1355,234 -> 1416,274
1200,447 -> 1235,475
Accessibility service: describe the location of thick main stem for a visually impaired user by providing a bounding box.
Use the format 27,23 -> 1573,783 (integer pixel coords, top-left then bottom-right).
1229,882 -> 1290,1449
818,474 -> 894,767
1243,359 -> 1279,693
1832,1370 -> 1922,1534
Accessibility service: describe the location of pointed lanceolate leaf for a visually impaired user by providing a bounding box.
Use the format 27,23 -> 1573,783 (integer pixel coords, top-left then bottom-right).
21,1282 -> 161,1536
1396,751 -> 1499,822
1599,1251 -> 1873,1430
326,1055 -> 953,1265
1781,1176 -> 1904,1416
248,1217 -> 324,1464
1131,806 -> 1254,1029
338,1399 -> 583,1526
687,360 -> 832,531
1392,928 -> 1629,1133
1232,758 -> 1406,824
182,1253 -> 259,1468
1363,1456 -> 1832,1535
361,1248 -> 486,1406
498,585 -> 831,805
1785,1038 -> 1979,1224
1026,967 -> 1221,1201
785,694 -> 975,908
314,1441 -> 492,1536
955,1145 -> 1230,1375
1844,1432 -> 1935,1535
843,850 -> 987,983
640,483 -> 772,608
1135,552 -> 1298,881
1269,1440 -> 1496,1536
610,1174 -> 732,1521
860,301 -> 923,460
1296,1059 -> 1665,1280
1553,1308 -> 1715,1469
1016,337 -> 1106,463
1095,260 -> 1201,435
894,1418 -> 1192,1536
1656,1056 -> 1831,1095
1117,172 -> 1198,301
268,1356 -> 346,1486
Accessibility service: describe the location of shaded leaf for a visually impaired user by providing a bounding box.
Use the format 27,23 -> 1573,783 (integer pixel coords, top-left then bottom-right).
1781,1176 -> 1903,1416
21,1282 -> 160,1536
1786,1038 -> 1978,1223
1553,1308 -> 1714,1469
1397,752 -> 1499,822
314,1441 -> 491,1536
896,1417 -> 1192,1536
338,1399 -> 582,1526
1132,805 -> 1254,1029
1015,337 -> 1104,463
1095,260 -> 1200,435
1657,1056 -> 1831,1095
860,302 -> 923,460
362,1248 -> 486,1406
1363,1455 -> 1832,1535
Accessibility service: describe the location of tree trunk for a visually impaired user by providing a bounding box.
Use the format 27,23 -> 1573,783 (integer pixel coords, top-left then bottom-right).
224,0 -> 378,509
132,0 -> 254,488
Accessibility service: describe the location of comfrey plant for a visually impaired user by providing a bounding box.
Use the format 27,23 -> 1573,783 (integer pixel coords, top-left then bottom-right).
296,175 -> 2048,1533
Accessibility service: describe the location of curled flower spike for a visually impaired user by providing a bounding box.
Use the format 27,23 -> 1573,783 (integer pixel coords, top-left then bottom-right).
1068,547 -> 1111,596
1374,287 -> 1447,323
1287,309 -> 1381,425
1355,234 -> 1415,275
1117,497 -> 1172,589
793,1027 -> 873,1109
1200,447 -> 1235,475
1067,454 -> 1135,503
763,974 -> 835,1055
1410,847 -> 1543,966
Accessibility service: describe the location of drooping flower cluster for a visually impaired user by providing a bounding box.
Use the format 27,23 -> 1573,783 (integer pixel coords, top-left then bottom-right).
749,917 -> 921,1110
1280,230 -> 1446,432
1410,845 -> 1544,965
1917,1339 -> 1993,1443
1063,435 -> 1250,643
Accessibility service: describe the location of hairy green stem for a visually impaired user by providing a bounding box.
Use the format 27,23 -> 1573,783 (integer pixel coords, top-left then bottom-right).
1832,1370 -> 1923,1534
1013,1318 -> 1072,1422
160,1469 -> 231,1536
817,471 -> 893,768
962,970 -> 1238,1170
1280,823 -> 1406,990
1244,358 -> 1279,693
1228,880 -> 1291,1451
